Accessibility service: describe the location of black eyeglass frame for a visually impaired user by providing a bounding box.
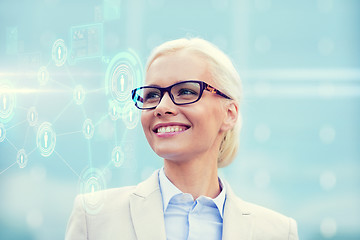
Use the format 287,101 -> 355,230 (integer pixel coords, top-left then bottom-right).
131,80 -> 232,110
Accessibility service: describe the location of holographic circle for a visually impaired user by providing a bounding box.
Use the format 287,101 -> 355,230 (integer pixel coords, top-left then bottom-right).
0,123 -> 6,142
0,82 -> 16,123
36,122 -> 56,157
82,119 -> 95,139
73,85 -> 86,105
17,149 -> 28,168
111,146 -> 124,167
79,168 -> 106,214
105,49 -> 143,102
52,39 -> 68,67
37,66 -> 50,86
122,100 -> 139,129
27,107 -> 38,127
108,100 -> 121,121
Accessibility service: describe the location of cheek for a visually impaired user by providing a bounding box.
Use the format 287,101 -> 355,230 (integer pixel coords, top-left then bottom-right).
200,101 -> 226,130
187,105 -> 221,130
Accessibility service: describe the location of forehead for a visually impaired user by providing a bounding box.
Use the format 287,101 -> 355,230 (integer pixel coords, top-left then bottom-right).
145,50 -> 212,86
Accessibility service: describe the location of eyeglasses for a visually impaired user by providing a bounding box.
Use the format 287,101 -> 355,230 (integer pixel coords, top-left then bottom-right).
131,80 -> 231,110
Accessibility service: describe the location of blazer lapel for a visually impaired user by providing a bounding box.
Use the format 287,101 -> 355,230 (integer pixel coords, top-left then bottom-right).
129,171 -> 166,240
222,182 -> 254,240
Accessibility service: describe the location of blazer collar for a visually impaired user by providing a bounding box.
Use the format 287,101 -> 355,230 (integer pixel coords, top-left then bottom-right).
222,180 -> 254,240
129,170 -> 253,240
129,170 -> 166,240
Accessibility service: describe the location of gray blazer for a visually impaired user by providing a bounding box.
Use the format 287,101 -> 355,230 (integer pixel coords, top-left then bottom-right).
65,170 -> 299,240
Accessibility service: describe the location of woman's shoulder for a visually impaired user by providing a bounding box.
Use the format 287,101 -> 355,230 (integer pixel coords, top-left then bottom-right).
224,181 -> 298,239
240,198 -> 295,224
226,191 -> 298,239
82,185 -> 137,198
74,185 -> 137,215
224,181 -> 291,220
77,171 -> 161,215
228,191 -> 294,221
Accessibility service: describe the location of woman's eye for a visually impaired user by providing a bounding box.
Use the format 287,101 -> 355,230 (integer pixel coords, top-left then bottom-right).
178,88 -> 198,96
145,91 -> 160,101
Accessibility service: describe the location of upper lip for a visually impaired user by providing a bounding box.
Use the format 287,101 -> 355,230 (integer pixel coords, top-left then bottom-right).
152,122 -> 191,132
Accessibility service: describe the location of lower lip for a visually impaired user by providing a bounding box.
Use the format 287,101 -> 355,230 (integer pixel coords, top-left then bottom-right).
155,129 -> 188,138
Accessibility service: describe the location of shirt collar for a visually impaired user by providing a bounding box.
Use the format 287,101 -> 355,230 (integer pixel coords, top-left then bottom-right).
158,167 -> 227,218
159,167 -> 183,212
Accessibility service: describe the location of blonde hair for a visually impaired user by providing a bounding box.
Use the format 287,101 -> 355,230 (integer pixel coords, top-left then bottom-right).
145,38 -> 242,167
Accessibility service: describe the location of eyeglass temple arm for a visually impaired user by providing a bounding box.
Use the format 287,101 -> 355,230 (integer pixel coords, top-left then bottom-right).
205,85 -> 231,99
132,90 -> 144,103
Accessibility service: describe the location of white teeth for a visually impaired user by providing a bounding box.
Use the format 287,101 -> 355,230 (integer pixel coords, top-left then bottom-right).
157,126 -> 187,133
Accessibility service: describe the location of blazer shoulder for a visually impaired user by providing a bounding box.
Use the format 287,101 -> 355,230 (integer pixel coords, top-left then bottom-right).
240,198 -> 290,220
248,200 -> 298,240
66,186 -> 139,240
66,171 -> 162,240
81,186 -> 137,215
227,194 -> 298,240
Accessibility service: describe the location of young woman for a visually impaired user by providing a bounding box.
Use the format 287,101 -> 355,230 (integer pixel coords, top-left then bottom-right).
66,38 -> 299,240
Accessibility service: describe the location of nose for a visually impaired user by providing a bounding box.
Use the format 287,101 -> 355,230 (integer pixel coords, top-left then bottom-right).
153,92 -> 177,117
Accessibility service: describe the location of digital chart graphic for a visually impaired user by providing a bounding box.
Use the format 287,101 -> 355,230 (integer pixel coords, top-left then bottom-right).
70,23 -> 103,63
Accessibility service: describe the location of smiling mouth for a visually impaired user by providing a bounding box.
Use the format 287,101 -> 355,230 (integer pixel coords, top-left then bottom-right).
154,125 -> 190,133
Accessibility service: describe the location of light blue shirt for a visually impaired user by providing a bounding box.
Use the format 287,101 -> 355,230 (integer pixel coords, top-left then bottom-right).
158,168 -> 226,240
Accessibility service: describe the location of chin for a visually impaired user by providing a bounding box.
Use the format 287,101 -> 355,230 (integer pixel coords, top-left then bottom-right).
151,144 -> 185,160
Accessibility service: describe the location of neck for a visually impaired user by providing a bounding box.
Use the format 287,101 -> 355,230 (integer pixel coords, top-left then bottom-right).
163,155 -> 220,200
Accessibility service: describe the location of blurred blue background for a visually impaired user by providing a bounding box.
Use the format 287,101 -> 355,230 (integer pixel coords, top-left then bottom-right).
0,0 -> 359,239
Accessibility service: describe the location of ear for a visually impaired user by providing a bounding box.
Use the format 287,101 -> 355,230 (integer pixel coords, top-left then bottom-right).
220,101 -> 239,132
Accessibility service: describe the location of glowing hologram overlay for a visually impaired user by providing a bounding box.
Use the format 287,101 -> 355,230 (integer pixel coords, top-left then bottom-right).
122,100 -> 139,129
36,122 -> 56,157
110,64 -> 132,102
27,107 -> 38,127
70,23 -> 103,62
37,66 -> 50,86
0,82 -> 16,123
82,119 -> 95,139
17,149 -> 28,168
105,49 -> 143,102
73,85 -> 86,105
52,39 -> 68,67
79,168 -> 106,214
0,123 -> 6,142
108,100 -> 121,121
111,146 -> 124,167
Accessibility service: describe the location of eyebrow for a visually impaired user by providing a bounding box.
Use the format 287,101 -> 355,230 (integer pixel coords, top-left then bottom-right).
145,79 -> 200,88
146,84 -> 161,87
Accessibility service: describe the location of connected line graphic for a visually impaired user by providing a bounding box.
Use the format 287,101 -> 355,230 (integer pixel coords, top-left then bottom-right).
0,37 -> 143,213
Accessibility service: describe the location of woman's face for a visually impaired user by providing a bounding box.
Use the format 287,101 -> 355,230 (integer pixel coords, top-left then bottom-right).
141,50 -> 231,163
